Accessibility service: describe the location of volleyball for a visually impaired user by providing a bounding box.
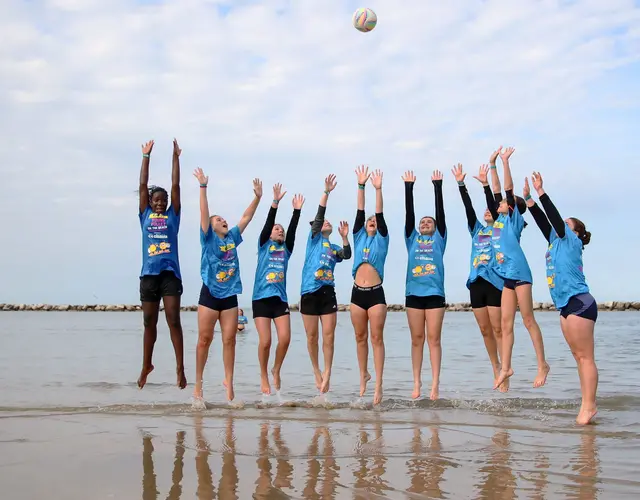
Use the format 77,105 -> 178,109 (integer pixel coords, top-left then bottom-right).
353,8 -> 377,33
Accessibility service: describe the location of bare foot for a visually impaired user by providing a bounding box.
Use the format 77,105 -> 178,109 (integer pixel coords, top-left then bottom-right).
137,364 -> 154,389
320,372 -> 331,393
533,362 -> 550,388
193,383 -> 203,400
411,381 -> 421,399
430,382 -> 439,401
373,384 -> 383,405
313,369 -> 323,391
497,377 -> 510,393
576,407 -> 597,425
224,378 -> 235,401
359,372 -> 371,397
260,375 -> 271,395
271,367 -> 282,392
493,367 -> 514,390
176,368 -> 187,389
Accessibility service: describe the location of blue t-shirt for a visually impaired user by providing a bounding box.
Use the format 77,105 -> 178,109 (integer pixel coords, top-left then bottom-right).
352,228 -> 389,280
300,232 -> 345,295
139,206 -> 181,279
467,220 -> 504,291
405,229 -> 446,298
200,224 -> 243,299
238,315 -> 248,325
252,239 -> 291,302
545,224 -> 590,309
492,208 -> 532,283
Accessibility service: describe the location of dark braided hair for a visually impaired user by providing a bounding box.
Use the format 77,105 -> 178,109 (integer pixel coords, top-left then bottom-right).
149,185 -> 168,199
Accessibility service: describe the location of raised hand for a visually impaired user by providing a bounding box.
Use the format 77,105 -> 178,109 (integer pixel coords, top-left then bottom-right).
273,183 -> 287,202
355,165 -> 370,185
292,193 -> 305,210
500,146 -> 515,162
451,163 -> 466,183
142,140 -> 154,155
253,178 -> 263,198
473,164 -> 490,185
489,146 -> 502,165
523,177 -> 531,199
338,220 -> 349,237
370,169 -> 383,189
431,169 -> 443,182
531,171 -> 544,194
173,138 -> 181,157
324,174 -> 337,193
402,170 -> 416,183
193,167 -> 208,185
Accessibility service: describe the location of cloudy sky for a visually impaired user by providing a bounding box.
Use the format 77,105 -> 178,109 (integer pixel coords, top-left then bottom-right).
1,0 -> 639,306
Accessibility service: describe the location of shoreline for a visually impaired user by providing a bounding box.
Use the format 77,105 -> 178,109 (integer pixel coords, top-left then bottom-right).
1,301 -> 638,312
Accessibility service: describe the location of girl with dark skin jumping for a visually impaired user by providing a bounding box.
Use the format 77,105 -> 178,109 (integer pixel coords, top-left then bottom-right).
137,138 -> 186,390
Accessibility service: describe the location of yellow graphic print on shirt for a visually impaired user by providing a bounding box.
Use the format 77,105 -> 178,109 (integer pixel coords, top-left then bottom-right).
148,241 -> 171,257
412,263 -> 436,277
216,267 -> 236,283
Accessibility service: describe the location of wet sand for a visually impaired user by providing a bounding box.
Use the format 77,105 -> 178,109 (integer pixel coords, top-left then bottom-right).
1,407 -> 638,499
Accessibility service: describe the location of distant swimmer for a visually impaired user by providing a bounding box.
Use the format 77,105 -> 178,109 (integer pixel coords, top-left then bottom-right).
137,138 -> 186,390
193,167 -> 262,403
237,309 -> 248,332
525,172 -> 598,425
299,174 -> 352,394
251,183 -> 303,395
350,166 -> 389,405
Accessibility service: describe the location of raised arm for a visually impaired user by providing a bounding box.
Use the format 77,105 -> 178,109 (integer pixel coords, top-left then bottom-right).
311,175 -> 337,238
432,170 -> 445,237
370,169 -> 387,237
353,165 -> 369,233
237,178 -> 263,234
259,183 -> 284,246
532,171 -> 565,238
402,170 -> 416,238
452,164 -> 476,232
170,138 -> 181,215
489,146 -> 502,196
500,147 -> 516,207
138,140 -> 154,213
336,221 -> 352,260
473,164 -> 499,221
193,168 -> 210,233
285,194 -> 304,252
524,177 -> 552,242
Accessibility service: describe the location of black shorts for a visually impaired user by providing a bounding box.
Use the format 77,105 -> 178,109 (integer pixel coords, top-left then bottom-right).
351,284 -> 386,311
469,277 -> 502,308
198,283 -> 238,312
300,285 -> 338,316
252,296 -> 290,319
503,279 -> 531,290
405,294 -> 446,310
140,270 -> 183,302
560,293 -> 598,322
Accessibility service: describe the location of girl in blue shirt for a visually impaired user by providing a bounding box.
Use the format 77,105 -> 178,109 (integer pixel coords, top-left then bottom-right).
525,172 -> 598,425
300,174 -> 352,395
193,168 -> 262,403
137,139 -> 186,391
350,166 -> 389,406
487,147 -> 549,392
402,169 -> 447,401
251,183 -> 303,396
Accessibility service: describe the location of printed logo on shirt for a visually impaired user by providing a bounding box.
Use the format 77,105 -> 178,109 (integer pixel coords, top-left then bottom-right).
265,271 -> 285,284
362,248 -> 371,261
547,273 -> 555,289
473,253 -> 491,268
269,244 -> 286,259
219,242 -> 236,261
412,264 -> 436,277
148,213 -> 168,232
495,252 -> 505,264
216,267 -> 236,283
416,237 -> 434,251
148,242 -> 171,257
315,269 -> 334,281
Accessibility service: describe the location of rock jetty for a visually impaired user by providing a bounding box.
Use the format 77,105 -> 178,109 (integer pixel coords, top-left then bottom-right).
1,302 -> 638,312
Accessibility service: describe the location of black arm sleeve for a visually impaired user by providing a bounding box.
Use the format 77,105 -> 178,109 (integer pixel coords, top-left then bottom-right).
259,205 -> 278,246
336,243 -> 352,262
484,185 -> 499,221
539,193 -> 565,238
376,212 -> 388,237
285,209 -> 301,253
353,209 -> 366,234
433,179 -> 446,237
505,189 -> 516,209
528,202 -> 552,243
458,184 -> 477,232
404,182 -> 415,238
310,204 -> 326,238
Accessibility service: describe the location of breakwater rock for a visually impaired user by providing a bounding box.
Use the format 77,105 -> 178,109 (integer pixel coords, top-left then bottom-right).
1,301 -> 639,312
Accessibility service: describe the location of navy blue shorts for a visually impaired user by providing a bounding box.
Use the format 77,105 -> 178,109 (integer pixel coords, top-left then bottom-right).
560,293 -> 598,322
503,279 -> 531,290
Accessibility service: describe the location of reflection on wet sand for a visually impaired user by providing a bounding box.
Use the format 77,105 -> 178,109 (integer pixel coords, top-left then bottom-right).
564,430 -> 601,500
142,430 -> 186,500
254,422 -> 294,499
352,422 -> 390,499
406,426 -> 448,498
474,429 -> 517,500
303,426 -> 340,500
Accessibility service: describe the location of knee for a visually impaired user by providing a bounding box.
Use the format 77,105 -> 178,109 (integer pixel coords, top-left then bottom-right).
143,313 -> 158,328
322,330 -> 335,343
411,333 -> 425,347
306,333 -> 319,345
279,336 -> 291,348
492,324 -> 502,338
427,335 -> 441,348
165,312 -> 182,330
478,324 -> 492,338
522,314 -> 537,330
197,335 -> 213,348
222,334 -> 236,347
259,337 -> 272,350
354,331 -> 368,344
370,333 -> 384,346
501,319 -> 514,334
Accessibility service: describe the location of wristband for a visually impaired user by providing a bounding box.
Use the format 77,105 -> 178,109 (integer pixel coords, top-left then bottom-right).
489,165 -> 496,169
273,199 -> 279,204
358,183 -> 365,190
324,190 -> 330,195
457,180 -> 465,186
142,153 -> 150,158
200,184 -> 207,188
524,194 -> 532,201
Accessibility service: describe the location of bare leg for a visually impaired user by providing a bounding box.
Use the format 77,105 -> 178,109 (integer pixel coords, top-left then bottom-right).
219,308 -> 239,401
406,308 -> 426,399
560,315 -> 598,425
163,295 -> 186,389
494,288 -> 517,390
320,313 -> 337,393
350,304 -> 371,397
271,314 -> 291,392
472,307 -> 502,390
254,317 -> 273,395
425,307 -> 445,400
302,314 -> 323,391
369,303 -> 387,405
195,305 -> 219,399
487,305 -> 508,392
516,284 -> 549,388
138,301 -> 160,389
